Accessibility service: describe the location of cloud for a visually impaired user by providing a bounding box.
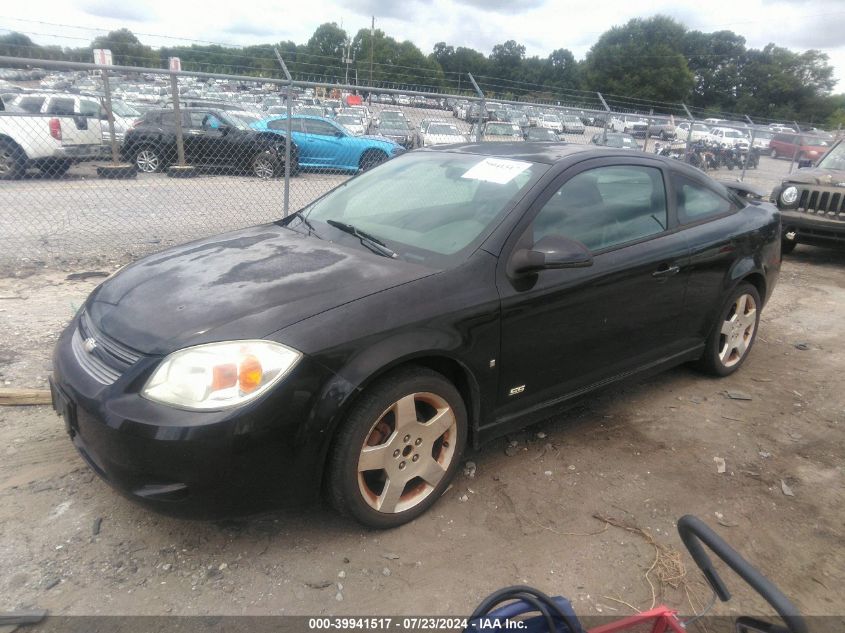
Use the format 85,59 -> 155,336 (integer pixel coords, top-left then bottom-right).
79,0 -> 153,22
335,0 -> 433,20
452,0 -> 545,13
222,20 -> 283,38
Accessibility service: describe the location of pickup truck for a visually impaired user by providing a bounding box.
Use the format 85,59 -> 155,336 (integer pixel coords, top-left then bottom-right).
647,117 -> 676,140
0,93 -> 106,179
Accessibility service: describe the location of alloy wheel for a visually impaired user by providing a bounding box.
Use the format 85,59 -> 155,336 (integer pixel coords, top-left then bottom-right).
253,154 -> 276,179
136,149 -> 160,173
718,293 -> 757,368
357,392 -> 457,514
0,146 -> 19,177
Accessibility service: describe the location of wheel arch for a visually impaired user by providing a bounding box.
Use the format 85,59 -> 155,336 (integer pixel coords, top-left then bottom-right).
0,134 -> 27,159
309,350 -> 483,488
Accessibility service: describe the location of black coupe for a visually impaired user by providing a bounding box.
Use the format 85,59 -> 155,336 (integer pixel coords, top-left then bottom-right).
51,143 -> 781,527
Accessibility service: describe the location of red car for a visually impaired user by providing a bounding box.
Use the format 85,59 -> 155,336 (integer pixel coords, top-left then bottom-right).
769,133 -> 832,161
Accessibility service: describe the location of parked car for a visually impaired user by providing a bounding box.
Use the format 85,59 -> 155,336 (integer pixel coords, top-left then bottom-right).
334,113 -> 366,136
675,122 -> 711,142
749,129 -> 773,151
479,122 -> 524,142
560,115 -> 585,135
768,133 -> 831,162
524,127 -> 560,142
420,121 -> 465,146
771,139 -> 845,253
0,105 -> 106,179
372,118 -> 416,149
255,115 -> 403,171
647,117 -> 676,141
50,143 -> 781,527
372,109 -> 406,129
610,115 -> 648,138
540,114 -> 563,133
122,108 -> 295,178
590,132 -> 640,150
708,127 -> 750,151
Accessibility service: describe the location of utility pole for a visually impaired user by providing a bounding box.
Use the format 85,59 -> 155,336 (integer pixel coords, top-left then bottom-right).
369,16 -> 375,86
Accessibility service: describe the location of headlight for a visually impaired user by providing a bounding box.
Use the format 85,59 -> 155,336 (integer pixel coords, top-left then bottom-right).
780,186 -> 799,207
142,340 -> 301,410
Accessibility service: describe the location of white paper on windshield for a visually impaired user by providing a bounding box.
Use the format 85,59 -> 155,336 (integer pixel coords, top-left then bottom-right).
461,157 -> 532,184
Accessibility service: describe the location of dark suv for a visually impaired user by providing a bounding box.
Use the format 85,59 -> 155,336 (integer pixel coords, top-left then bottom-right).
771,139 -> 845,252
121,108 -> 297,177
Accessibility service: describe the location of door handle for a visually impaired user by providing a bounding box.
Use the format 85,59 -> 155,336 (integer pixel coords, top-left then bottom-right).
652,263 -> 680,278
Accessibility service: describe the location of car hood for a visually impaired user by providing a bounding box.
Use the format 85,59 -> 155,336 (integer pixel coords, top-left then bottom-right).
783,167 -> 845,186
86,224 -> 435,355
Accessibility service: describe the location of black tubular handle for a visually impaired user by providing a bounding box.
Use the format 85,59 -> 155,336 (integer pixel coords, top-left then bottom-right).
677,515 -> 807,633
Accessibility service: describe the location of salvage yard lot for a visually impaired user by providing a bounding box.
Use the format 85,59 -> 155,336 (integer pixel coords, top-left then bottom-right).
0,245 -> 843,618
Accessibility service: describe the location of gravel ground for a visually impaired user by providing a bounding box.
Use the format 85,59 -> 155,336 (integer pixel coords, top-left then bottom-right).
0,244 -> 843,623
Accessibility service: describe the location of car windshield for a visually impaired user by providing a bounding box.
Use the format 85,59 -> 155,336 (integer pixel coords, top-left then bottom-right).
301,152 -> 547,264
224,112 -> 261,130
336,115 -> 361,125
723,130 -> 744,138
563,116 -> 580,123
299,107 -> 324,116
815,142 -> 845,170
487,124 -> 519,135
528,129 -> 557,140
111,101 -> 139,117
428,124 -> 460,135
381,121 -> 410,132
604,134 -> 638,148
543,115 -> 558,122
381,111 -> 404,120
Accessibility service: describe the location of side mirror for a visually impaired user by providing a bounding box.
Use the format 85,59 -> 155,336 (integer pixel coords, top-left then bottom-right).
797,158 -> 813,169
509,235 -> 593,276
218,124 -> 231,135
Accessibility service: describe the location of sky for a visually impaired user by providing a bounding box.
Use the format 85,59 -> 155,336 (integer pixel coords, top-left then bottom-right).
1,0 -> 844,89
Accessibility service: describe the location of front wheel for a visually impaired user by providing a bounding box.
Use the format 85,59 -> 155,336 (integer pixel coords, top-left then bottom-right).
326,366 -> 467,528
0,141 -> 25,180
696,283 -> 761,377
134,146 -> 163,173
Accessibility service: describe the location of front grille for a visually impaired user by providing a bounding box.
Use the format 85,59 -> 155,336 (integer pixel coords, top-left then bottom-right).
797,187 -> 845,221
72,312 -> 142,385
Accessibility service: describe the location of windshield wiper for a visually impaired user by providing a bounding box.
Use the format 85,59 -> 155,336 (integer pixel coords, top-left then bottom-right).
278,210 -> 321,237
326,220 -> 397,259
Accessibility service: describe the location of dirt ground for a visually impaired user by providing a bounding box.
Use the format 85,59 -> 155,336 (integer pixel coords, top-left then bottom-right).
0,244 -> 843,624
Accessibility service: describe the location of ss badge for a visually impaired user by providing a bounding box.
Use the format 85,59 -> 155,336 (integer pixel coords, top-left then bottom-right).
508,385 -> 525,396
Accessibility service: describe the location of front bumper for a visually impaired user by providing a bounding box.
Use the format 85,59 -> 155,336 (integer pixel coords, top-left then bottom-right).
780,209 -> 845,248
50,316 -> 335,517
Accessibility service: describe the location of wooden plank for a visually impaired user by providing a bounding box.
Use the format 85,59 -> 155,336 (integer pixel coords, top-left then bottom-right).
0,388 -> 53,406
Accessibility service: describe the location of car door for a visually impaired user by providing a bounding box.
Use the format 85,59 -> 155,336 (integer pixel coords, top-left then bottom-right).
301,118 -> 346,167
666,170 -> 747,348
494,157 -> 691,423
184,111 -> 214,164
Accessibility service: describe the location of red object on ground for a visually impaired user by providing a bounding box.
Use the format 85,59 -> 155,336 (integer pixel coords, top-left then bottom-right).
588,606 -> 687,633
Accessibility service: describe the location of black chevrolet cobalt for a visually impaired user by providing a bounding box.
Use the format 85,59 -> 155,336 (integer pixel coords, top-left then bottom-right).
51,143 -> 781,527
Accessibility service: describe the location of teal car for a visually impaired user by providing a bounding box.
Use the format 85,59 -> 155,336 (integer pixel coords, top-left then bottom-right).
252,115 -> 405,172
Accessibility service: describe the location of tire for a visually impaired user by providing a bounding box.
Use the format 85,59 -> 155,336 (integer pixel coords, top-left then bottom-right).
39,159 -> 72,178
0,140 -> 25,181
134,146 -> 163,173
251,151 -> 278,179
359,149 -> 388,172
770,148 -> 778,159
326,366 -> 468,529
781,238 -> 797,255
696,282 -> 762,377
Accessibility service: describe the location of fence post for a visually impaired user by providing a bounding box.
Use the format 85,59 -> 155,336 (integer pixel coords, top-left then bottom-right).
596,92 -> 611,144
741,127 -> 756,182
788,120 -> 801,174
680,103 -> 694,148
169,73 -> 186,168
643,108 -> 654,153
274,48 -> 293,217
101,70 -> 119,165
467,73 -> 484,142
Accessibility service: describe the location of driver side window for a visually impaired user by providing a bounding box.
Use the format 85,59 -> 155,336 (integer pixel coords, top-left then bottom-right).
303,120 -> 340,136
532,165 -> 668,252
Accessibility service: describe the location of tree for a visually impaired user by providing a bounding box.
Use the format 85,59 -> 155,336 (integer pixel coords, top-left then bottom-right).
582,16 -> 693,102
683,30 -> 746,110
489,40 -> 526,84
91,29 -> 158,67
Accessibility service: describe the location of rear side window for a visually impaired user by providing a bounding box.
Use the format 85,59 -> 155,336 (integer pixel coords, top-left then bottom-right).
79,100 -> 101,117
672,173 -> 735,224
17,96 -> 45,113
47,98 -> 75,115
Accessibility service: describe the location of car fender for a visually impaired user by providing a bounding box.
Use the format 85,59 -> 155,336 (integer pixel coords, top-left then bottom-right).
299,332 -> 485,475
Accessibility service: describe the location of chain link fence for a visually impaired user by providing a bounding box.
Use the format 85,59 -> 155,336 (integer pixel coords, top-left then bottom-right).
0,55 -> 840,270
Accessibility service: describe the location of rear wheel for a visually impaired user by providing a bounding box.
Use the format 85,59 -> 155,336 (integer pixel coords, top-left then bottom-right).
696,283 -> 761,377
0,140 -> 25,180
39,159 -> 72,178
781,237 -> 797,255
359,149 -> 388,172
326,366 -> 467,528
